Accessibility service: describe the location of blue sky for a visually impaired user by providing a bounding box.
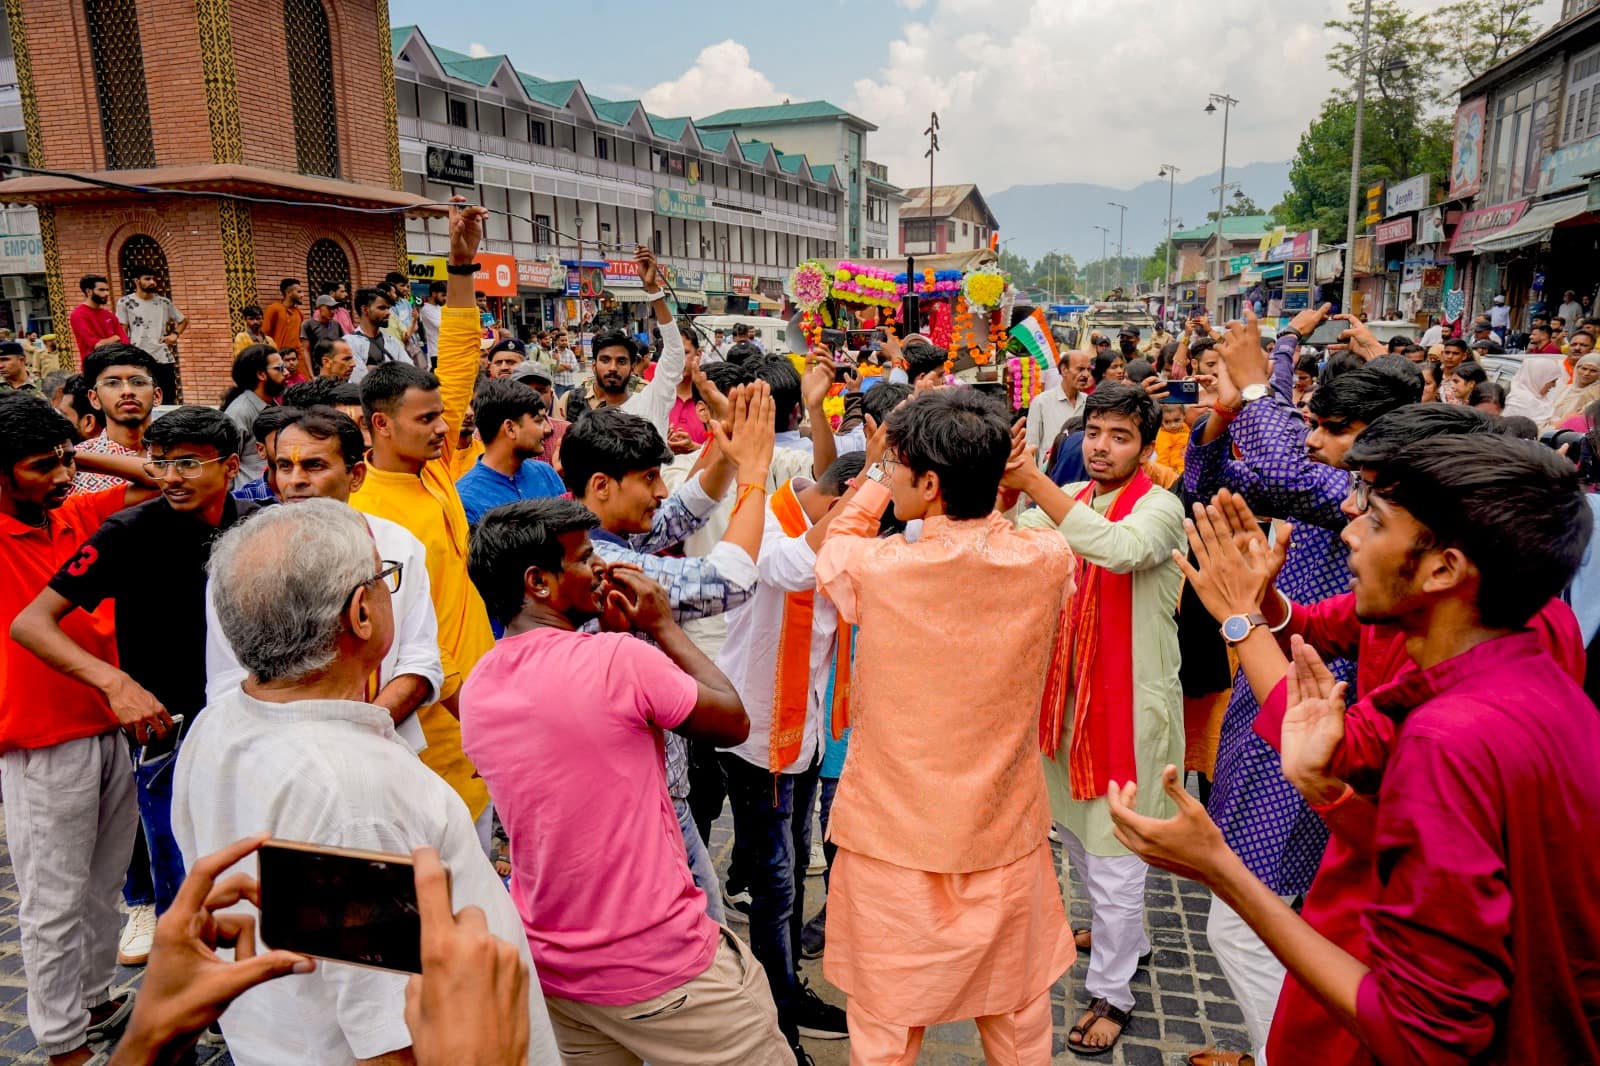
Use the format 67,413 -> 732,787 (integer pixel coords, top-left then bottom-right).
391,0 -> 1566,196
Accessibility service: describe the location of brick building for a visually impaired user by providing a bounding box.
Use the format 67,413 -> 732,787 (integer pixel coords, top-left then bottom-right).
0,0 -> 429,402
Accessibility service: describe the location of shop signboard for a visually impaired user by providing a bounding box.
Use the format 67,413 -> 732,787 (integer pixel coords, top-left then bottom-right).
1282,259 -> 1312,311
731,275 -> 755,295
1448,97 -> 1488,200
1375,217 -> 1414,245
1364,182 -> 1386,227
1446,199 -> 1529,254
1540,134 -> 1600,194
406,255 -> 447,285
516,260 -> 564,291
1417,208 -> 1447,245
704,271 -> 728,293
654,187 -> 708,222
0,234 -> 44,274
425,146 -> 475,187
473,253 -> 518,297
1227,254 -> 1253,274
604,258 -> 643,288
1385,175 -> 1430,216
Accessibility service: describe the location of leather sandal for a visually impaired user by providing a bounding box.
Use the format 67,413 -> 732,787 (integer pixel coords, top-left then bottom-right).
1067,996 -> 1131,1058
1187,1049 -> 1255,1066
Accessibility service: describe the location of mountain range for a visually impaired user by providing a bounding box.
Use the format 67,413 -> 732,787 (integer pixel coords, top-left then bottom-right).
985,161 -> 1294,267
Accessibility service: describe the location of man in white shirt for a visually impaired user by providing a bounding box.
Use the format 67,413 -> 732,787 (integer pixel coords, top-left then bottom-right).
416,281 -> 446,365
115,269 -> 186,401
203,408 -> 441,753
1026,349 -> 1093,469
1488,294 -> 1512,337
346,288 -> 410,385
173,499 -> 560,1066
1418,315 -> 1445,348
557,248 -> 683,435
714,457 -> 858,1048
1559,290 -> 1585,334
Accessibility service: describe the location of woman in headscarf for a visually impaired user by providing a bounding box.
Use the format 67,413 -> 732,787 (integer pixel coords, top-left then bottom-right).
1547,351 -> 1600,432
1501,355 -> 1563,425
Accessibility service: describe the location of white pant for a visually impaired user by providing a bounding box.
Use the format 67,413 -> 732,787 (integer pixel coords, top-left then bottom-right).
1059,824 -> 1149,1012
2,732 -> 137,1055
1207,893 -> 1289,1065
474,800 -> 496,859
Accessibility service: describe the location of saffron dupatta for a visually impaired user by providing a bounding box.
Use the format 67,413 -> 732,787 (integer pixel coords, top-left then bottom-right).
768,480 -> 814,771
1039,470 -> 1154,800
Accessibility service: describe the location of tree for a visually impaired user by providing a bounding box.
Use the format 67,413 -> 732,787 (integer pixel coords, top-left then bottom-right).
1435,0 -> 1539,82
1206,194 -> 1265,222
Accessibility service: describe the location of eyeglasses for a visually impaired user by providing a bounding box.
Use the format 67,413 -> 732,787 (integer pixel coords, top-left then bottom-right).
96,375 -> 155,390
881,453 -> 903,473
1348,470 -> 1374,515
346,561 -> 403,605
142,455 -> 226,479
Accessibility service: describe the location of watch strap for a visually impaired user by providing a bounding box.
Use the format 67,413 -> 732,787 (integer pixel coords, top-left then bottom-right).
1222,612 -> 1269,644
445,262 -> 481,276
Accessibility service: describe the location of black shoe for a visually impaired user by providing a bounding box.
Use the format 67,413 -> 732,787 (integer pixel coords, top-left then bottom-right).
800,907 -> 826,960
720,883 -> 752,924
793,978 -> 848,1040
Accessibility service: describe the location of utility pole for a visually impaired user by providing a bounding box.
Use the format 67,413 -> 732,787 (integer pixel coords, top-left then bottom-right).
1107,202 -> 1127,293
1343,0 -> 1373,314
1206,93 -> 1239,320
1093,225 -> 1110,296
923,112 -> 940,253
1158,164 -> 1179,320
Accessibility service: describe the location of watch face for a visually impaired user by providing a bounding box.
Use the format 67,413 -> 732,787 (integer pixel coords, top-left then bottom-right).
1222,615 -> 1251,642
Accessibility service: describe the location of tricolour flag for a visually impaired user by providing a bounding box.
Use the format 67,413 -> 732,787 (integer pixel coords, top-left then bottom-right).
1009,309 -> 1058,370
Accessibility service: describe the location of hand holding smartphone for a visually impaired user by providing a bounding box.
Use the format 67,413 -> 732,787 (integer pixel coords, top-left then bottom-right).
258,840 -> 426,974
1158,379 -> 1201,404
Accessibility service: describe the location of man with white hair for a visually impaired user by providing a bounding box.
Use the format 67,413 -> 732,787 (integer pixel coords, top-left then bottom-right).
172,500 -> 560,1065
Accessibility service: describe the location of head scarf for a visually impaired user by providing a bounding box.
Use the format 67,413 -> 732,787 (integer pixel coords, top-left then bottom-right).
1502,356 -> 1564,424
1548,351 -> 1600,429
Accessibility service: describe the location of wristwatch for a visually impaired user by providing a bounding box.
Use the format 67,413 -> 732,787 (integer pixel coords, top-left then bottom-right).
1220,612 -> 1269,645
864,462 -> 890,486
1240,383 -> 1270,405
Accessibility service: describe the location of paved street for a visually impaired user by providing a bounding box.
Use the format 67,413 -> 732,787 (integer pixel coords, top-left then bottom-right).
0,799 -> 1250,1065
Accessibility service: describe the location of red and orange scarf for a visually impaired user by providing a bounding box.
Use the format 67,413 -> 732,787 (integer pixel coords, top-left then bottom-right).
1039,470 -> 1154,800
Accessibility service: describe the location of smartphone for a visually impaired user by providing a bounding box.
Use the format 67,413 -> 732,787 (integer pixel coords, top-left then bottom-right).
820,328 -> 847,351
135,714 -> 185,767
845,329 -> 877,351
258,840 -> 423,974
1159,379 -> 1201,404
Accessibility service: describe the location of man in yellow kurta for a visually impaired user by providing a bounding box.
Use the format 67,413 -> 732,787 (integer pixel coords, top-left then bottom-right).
351,201 -> 496,846
814,388 -> 1077,1065
1012,381 -> 1186,1056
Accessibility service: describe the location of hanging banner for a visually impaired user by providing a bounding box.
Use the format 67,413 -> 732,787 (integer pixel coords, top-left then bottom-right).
1448,97 -> 1488,200
1417,208 -> 1447,245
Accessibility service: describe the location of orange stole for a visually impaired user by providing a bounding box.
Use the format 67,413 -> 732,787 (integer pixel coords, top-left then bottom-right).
769,480 -> 814,771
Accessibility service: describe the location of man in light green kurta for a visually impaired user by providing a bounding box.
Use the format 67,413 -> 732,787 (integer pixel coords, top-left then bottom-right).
1009,383 -> 1185,1053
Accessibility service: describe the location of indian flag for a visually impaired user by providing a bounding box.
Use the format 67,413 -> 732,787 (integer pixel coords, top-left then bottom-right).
1010,309 -> 1058,370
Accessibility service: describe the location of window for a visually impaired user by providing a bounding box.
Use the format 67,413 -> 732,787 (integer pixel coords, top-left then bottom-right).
448,98 -> 469,129
305,239 -> 351,302
946,222 -> 956,241
1565,0 -> 1600,19
534,214 -> 552,244
600,221 -> 612,243
1489,74 -> 1557,200
1564,46 -> 1600,144
117,235 -> 169,297
530,120 -> 548,146
85,0 -> 155,168
594,134 -> 609,160
283,0 -> 340,178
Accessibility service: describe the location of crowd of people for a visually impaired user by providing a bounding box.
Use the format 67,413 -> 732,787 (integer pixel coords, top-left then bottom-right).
0,195 -> 1596,1066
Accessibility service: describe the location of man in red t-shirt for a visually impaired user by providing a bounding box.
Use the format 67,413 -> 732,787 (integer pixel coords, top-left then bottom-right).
67,274 -> 127,365
0,392 -> 160,1065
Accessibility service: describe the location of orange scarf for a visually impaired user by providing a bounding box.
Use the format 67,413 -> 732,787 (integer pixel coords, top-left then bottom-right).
1039,471 -> 1153,800
769,480 -> 814,771
830,625 -> 855,739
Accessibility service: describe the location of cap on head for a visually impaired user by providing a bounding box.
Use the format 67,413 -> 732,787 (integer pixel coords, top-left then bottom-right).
315,295 -> 338,308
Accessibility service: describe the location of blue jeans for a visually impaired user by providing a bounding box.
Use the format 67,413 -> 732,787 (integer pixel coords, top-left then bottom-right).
720,753 -> 819,1043
818,775 -> 839,890
130,750 -> 186,915
674,797 -> 725,925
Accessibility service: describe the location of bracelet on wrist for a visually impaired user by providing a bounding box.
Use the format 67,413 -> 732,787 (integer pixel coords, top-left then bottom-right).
640,288 -> 665,300
445,261 -> 480,275
1268,589 -> 1293,633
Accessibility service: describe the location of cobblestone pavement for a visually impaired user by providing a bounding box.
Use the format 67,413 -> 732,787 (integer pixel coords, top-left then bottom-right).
0,799 -> 1249,1065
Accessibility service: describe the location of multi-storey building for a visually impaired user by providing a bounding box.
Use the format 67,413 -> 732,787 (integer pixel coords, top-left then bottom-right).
0,7 -> 46,337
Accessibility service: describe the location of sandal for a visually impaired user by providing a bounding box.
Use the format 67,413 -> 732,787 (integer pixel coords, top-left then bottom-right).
1188,1049 -> 1255,1066
1067,996 -> 1131,1058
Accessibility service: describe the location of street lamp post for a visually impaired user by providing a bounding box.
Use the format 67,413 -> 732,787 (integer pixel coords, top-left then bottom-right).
1048,248 -> 1060,305
1093,225 -> 1110,296
1343,0 -> 1374,314
1157,164 -> 1179,320
1205,92 -> 1239,321
1107,202 -> 1127,293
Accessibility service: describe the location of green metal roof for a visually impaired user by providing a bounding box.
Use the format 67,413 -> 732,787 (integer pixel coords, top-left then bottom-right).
697,129 -> 734,152
430,45 -> 503,87
647,115 -> 691,140
1171,215 -> 1277,242
589,98 -> 641,127
696,101 -> 871,130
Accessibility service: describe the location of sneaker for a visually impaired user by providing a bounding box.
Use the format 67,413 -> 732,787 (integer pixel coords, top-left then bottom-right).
793,978 -> 848,1040
799,907 -> 826,960
198,1023 -> 227,1048
85,991 -> 135,1044
117,905 -> 156,967
789,1040 -> 815,1065
721,884 -> 752,924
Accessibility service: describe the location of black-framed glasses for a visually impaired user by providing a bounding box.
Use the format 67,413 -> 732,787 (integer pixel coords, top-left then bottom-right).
355,560 -> 403,598
142,456 -> 225,479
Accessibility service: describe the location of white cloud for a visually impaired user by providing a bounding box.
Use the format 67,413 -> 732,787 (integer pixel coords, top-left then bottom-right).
898,0 -> 926,9
849,0 -> 1350,193
467,42 -> 491,58
641,40 -> 785,117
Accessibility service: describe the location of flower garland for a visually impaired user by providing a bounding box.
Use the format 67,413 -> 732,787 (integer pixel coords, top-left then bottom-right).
962,265 -> 1007,312
1009,353 -> 1045,411
831,262 -> 898,307
893,268 -> 963,297
790,261 -> 830,349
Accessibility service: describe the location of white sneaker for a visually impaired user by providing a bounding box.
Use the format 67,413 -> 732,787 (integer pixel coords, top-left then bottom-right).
806,837 -> 826,877
117,905 -> 156,966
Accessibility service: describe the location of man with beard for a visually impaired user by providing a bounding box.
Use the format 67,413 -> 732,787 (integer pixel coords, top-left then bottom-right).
13,408 -> 263,935
345,287 -> 409,385
261,278 -> 304,357
115,269 -> 187,403
222,345 -> 287,486
73,345 -> 163,495
1008,383 -> 1186,1056
68,275 -> 127,358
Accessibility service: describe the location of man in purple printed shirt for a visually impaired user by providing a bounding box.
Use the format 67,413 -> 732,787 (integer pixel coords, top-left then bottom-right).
1182,305 -> 1421,1062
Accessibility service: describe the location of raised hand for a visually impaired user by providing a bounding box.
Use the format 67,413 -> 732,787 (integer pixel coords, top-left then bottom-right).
801,356 -> 834,411
1170,498 -> 1276,626
634,245 -> 661,292
1213,489 -> 1292,591
1106,765 -> 1231,883
1288,302 -> 1332,340
1332,314 -> 1384,361
1281,636 -> 1350,806
1217,308 -> 1268,389
447,196 -> 488,265
692,365 -> 733,432
712,380 -> 776,485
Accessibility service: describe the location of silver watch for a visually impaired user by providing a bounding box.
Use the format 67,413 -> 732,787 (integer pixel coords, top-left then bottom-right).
864,462 -> 890,485
1240,383 -> 1270,405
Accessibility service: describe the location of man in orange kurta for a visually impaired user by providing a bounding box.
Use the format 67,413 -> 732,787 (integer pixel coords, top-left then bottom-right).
814,388 -> 1077,1064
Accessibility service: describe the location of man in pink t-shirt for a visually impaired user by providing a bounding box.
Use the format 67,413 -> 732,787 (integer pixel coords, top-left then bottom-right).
461,497 -> 791,1066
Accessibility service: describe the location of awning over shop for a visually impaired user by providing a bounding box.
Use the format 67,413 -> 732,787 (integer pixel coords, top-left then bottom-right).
752,295 -> 783,312
1255,263 -> 1285,281
1472,193 -> 1592,253
670,290 -> 709,305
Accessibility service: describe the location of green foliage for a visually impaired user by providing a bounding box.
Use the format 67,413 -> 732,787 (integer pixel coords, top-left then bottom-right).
1206,194 -> 1266,222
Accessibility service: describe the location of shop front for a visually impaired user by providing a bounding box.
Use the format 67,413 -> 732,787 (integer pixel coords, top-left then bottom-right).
512,259 -> 566,339
1471,192 -> 1598,324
